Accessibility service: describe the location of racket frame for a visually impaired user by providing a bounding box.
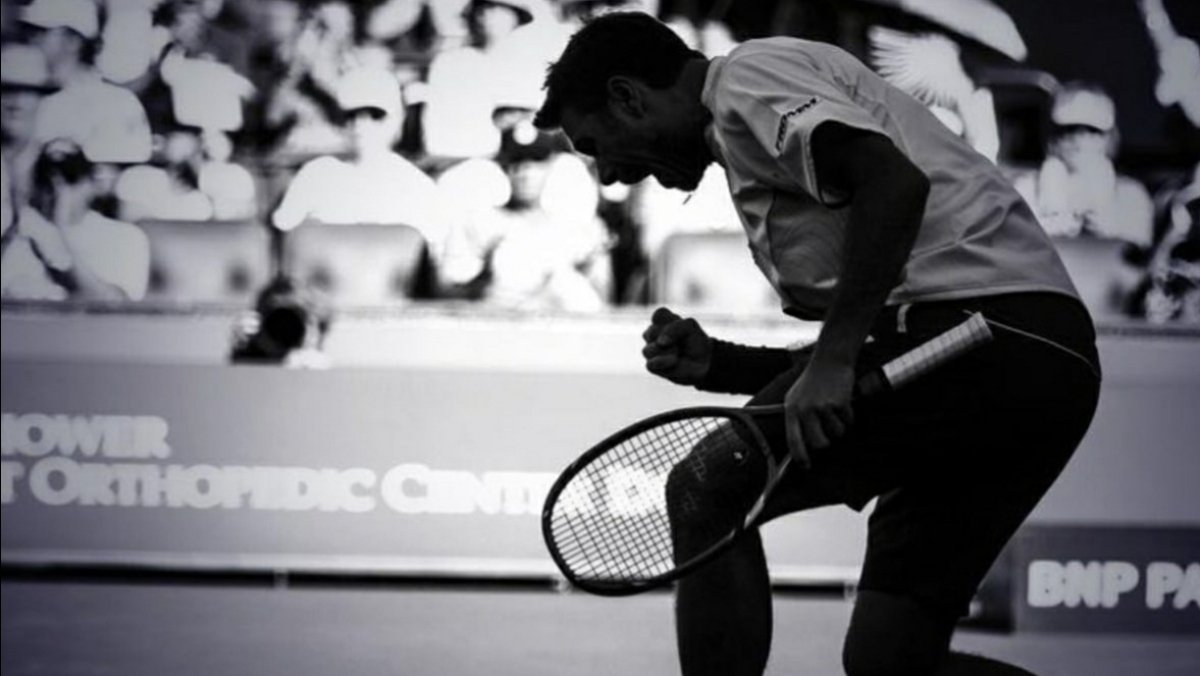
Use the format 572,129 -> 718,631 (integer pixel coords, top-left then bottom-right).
543,312 -> 994,596
541,405 -> 782,596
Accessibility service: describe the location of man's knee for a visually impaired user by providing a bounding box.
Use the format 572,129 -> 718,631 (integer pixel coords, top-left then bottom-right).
665,430 -> 757,553
665,451 -> 731,534
842,590 -> 953,676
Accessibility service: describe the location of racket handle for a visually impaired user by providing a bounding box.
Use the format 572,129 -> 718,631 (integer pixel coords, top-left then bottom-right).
856,312 -> 993,397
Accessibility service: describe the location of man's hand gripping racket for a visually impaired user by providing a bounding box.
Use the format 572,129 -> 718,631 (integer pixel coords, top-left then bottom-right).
542,312 -> 993,596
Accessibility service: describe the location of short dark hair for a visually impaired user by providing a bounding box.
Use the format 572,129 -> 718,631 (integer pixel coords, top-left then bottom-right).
534,12 -> 703,130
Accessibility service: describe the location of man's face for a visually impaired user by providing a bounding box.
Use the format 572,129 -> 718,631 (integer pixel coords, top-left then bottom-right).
259,0 -> 301,46
346,107 -> 400,154
1051,127 -> 1111,170
33,27 -> 81,77
0,86 -> 43,146
508,158 -> 552,206
560,103 -> 709,192
171,3 -> 209,52
479,5 -> 520,43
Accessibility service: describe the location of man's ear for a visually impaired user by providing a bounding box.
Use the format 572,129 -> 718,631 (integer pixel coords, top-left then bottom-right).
605,76 -> 645,121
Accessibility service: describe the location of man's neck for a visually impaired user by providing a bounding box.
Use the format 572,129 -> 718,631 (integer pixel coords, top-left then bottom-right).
679,57 -> 712,107
354,147 -> 395,166
51,61 -> 91,87
678,57 -> 716,171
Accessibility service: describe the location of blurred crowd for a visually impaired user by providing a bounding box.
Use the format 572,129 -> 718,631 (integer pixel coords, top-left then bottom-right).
1,0 -> 1197,326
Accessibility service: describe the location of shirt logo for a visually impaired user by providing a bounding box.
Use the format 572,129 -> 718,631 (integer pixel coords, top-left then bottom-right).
775,97 -> 821,151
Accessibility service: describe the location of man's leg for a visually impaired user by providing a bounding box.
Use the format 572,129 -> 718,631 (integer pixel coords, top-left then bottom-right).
670,463 -> 851,676
668,355 -> 846,676
666,421 -> 781,676
840,295 -> 1100,676
843,590 -> 1038,676
674,529 -> 773,676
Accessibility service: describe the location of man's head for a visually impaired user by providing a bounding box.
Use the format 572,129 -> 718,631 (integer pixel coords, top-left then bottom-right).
499,125 -> 559,207
465,0 -> 531,47
30,137 -> 96,217
534,12 -> 712,191
1048,82 -> 1118,168
22,0 -> 100,78
1,44 -> 55,149
156,0 -> 223,54
336,68 -> 404,157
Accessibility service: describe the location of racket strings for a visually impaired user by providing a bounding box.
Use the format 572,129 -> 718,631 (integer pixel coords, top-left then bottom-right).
547,416 -> 765,585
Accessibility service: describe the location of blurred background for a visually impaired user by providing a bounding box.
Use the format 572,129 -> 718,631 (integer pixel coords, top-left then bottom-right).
1,1 -> 1198,674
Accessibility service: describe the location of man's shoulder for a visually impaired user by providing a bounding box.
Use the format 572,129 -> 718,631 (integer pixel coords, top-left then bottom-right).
379,153 -> 436,187
722,37 -> 837,72
296,155 -> 350,179
709,37 -> 845,108
81,211 -> 148,246
52,74 -> 142,107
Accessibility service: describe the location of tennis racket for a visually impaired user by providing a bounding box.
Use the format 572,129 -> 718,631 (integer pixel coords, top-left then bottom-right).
542,312 -> 993,596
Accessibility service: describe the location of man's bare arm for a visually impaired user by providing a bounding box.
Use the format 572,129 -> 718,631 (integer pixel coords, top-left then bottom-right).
809,122 -> 929,368
784,123 -> 930,463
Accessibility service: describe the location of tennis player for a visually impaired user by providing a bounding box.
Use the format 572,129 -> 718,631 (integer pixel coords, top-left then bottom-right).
534,13 -> 1102,676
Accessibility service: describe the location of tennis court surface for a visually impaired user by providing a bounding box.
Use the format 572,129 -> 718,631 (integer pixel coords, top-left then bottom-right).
4,577 -> 1198,676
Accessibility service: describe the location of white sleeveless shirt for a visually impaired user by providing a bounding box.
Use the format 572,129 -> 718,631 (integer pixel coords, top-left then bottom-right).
701,38 -> 1079,319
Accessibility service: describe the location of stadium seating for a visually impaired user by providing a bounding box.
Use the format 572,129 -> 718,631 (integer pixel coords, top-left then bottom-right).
652,231 -> 1143,321
282,222 -> 432,307
139,220 -> 272,305
652,231 -> 778,313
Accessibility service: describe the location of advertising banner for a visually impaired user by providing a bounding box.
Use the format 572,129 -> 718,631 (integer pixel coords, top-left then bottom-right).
4,311 -> 1200,624
0,359 -> 866,581
1013,525 -> 1199,634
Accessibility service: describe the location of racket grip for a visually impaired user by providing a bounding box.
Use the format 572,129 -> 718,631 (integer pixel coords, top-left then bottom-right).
852,312 -> 993,399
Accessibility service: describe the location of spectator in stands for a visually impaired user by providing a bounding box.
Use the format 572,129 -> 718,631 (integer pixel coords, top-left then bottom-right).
486,0 -> 573,112
197,129 -> 257,220
135,0 -> 257,143
94,2 -> 159,87
444,126 -> 611,311
259,0 -> 390,158
437,155 -> 513,296
271,67 -> 448,249
241,0 -> 307,154
1,138 -> 149,301
116,18 -> 259,224
1016,83 -> 1154,247
156,0 -> 251,76
22,0 -> 153,164
2,44 -> 56,225
115,128 -> 215,221
421,0 -> 537,159
1,44 -> 54,159
365,0 -> 450,60
1141,162 -> 1200,323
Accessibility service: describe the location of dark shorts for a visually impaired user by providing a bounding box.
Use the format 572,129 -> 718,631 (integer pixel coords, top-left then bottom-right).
748,292 -> 1101,620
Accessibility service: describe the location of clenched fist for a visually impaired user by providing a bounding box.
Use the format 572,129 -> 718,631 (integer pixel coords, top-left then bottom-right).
641,307 -> 712,386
